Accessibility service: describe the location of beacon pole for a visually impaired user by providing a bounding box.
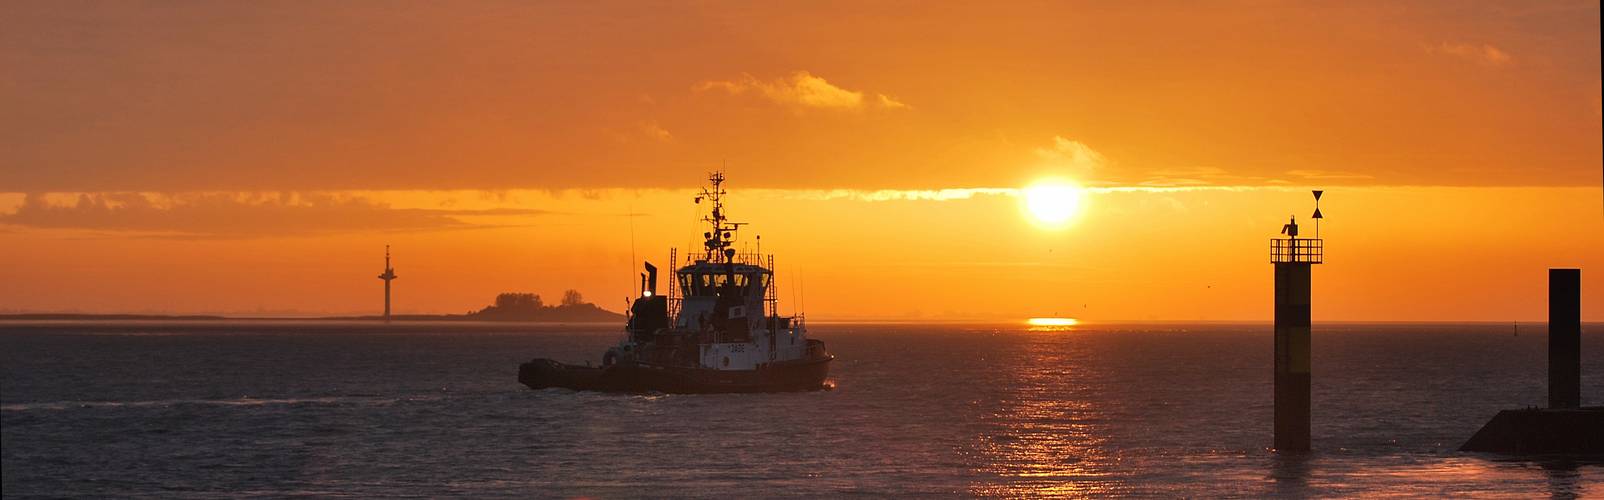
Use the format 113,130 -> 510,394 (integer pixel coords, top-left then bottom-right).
1272,190 -> 1323,451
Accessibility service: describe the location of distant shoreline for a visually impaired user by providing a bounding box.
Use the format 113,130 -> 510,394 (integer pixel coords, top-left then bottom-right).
0,312 -> 623,323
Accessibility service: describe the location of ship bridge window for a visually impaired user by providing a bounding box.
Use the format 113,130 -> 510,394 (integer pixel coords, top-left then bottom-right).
735,273 -> 764,297
680,273 -> 708,296
680,272 -> 732,296
679,271 -> 771,297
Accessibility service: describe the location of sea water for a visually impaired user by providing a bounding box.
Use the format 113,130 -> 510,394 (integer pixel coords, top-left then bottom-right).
2,321 -> 1600,497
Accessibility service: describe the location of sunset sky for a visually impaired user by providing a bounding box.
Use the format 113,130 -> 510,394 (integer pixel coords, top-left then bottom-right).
2,1 -> 1600,320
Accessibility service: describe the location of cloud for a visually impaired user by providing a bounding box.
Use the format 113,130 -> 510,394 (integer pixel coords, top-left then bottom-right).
873,94 -> 910,110
637,120 -> 674,142
1137,166 -> 1295,187
1031,136 -> 1371,187
1034,136 -> 1109,176
756,187 -> 1016,202
1286,169 -> 1376,181
607,120 -> 673,144
1428,42 -> 1513,66
1138,167 -> 1227,187
696,71 -> 909,111
752,185 -> 1271,203
0,192 -> 551,238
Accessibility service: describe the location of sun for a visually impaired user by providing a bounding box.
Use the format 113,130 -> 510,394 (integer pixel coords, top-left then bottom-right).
1021,181 -> 1084,227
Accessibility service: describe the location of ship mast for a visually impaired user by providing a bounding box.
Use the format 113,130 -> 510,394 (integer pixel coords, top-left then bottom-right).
696,172 -> 744,263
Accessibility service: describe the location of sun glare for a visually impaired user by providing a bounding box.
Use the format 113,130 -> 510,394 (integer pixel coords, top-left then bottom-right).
1026,317 -> 1079,326
1022,181 -> 1084,227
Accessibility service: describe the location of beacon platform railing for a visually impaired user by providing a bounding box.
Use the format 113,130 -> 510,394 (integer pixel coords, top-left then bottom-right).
1270,238 -> 1323,264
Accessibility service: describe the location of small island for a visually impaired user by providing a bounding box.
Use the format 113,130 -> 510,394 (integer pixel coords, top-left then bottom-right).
460,290 -> 623,322
0,290 -> 625,323
329,289 -> 626,322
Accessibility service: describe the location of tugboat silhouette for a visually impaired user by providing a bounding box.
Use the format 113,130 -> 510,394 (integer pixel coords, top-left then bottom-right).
519,172 -> 833,393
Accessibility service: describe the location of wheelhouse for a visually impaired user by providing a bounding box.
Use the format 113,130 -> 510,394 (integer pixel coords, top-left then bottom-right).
676,263 -> 771,299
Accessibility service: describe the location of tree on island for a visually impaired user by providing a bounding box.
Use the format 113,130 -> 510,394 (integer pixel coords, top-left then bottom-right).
492,292 -> 544,312
467,289 -> 620,321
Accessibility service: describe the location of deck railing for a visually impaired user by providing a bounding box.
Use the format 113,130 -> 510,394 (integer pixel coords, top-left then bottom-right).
687,251 -> 769,267
1270,238 -> 1323,264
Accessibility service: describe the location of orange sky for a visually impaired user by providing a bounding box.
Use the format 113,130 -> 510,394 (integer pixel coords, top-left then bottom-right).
1,1 -> 1600,320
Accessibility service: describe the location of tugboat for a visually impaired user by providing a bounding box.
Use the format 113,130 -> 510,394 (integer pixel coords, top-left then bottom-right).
519,172 -> 832,393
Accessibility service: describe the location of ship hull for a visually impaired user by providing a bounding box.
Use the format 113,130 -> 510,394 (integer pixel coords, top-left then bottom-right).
519,356 -> 832,394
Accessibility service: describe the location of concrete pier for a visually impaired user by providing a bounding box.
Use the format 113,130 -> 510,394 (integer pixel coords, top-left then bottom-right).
1274,261 -> 1312,451
1461,267 -> 1601,455
1549,268 -> 1580,409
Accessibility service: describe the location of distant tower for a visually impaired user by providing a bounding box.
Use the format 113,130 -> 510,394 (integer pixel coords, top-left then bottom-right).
378,245 -> 397,323
1271,190 -> 1323,451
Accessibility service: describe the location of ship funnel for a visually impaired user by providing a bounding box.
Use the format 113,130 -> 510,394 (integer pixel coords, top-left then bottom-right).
644,262 -> 658,296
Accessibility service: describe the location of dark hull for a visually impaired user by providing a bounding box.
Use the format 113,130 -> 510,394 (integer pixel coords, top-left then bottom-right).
519,356 -> 832,394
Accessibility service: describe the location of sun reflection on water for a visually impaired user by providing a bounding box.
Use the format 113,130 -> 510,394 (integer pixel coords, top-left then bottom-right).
968,333 -> 1122,497
1026,318 -> 1080,333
